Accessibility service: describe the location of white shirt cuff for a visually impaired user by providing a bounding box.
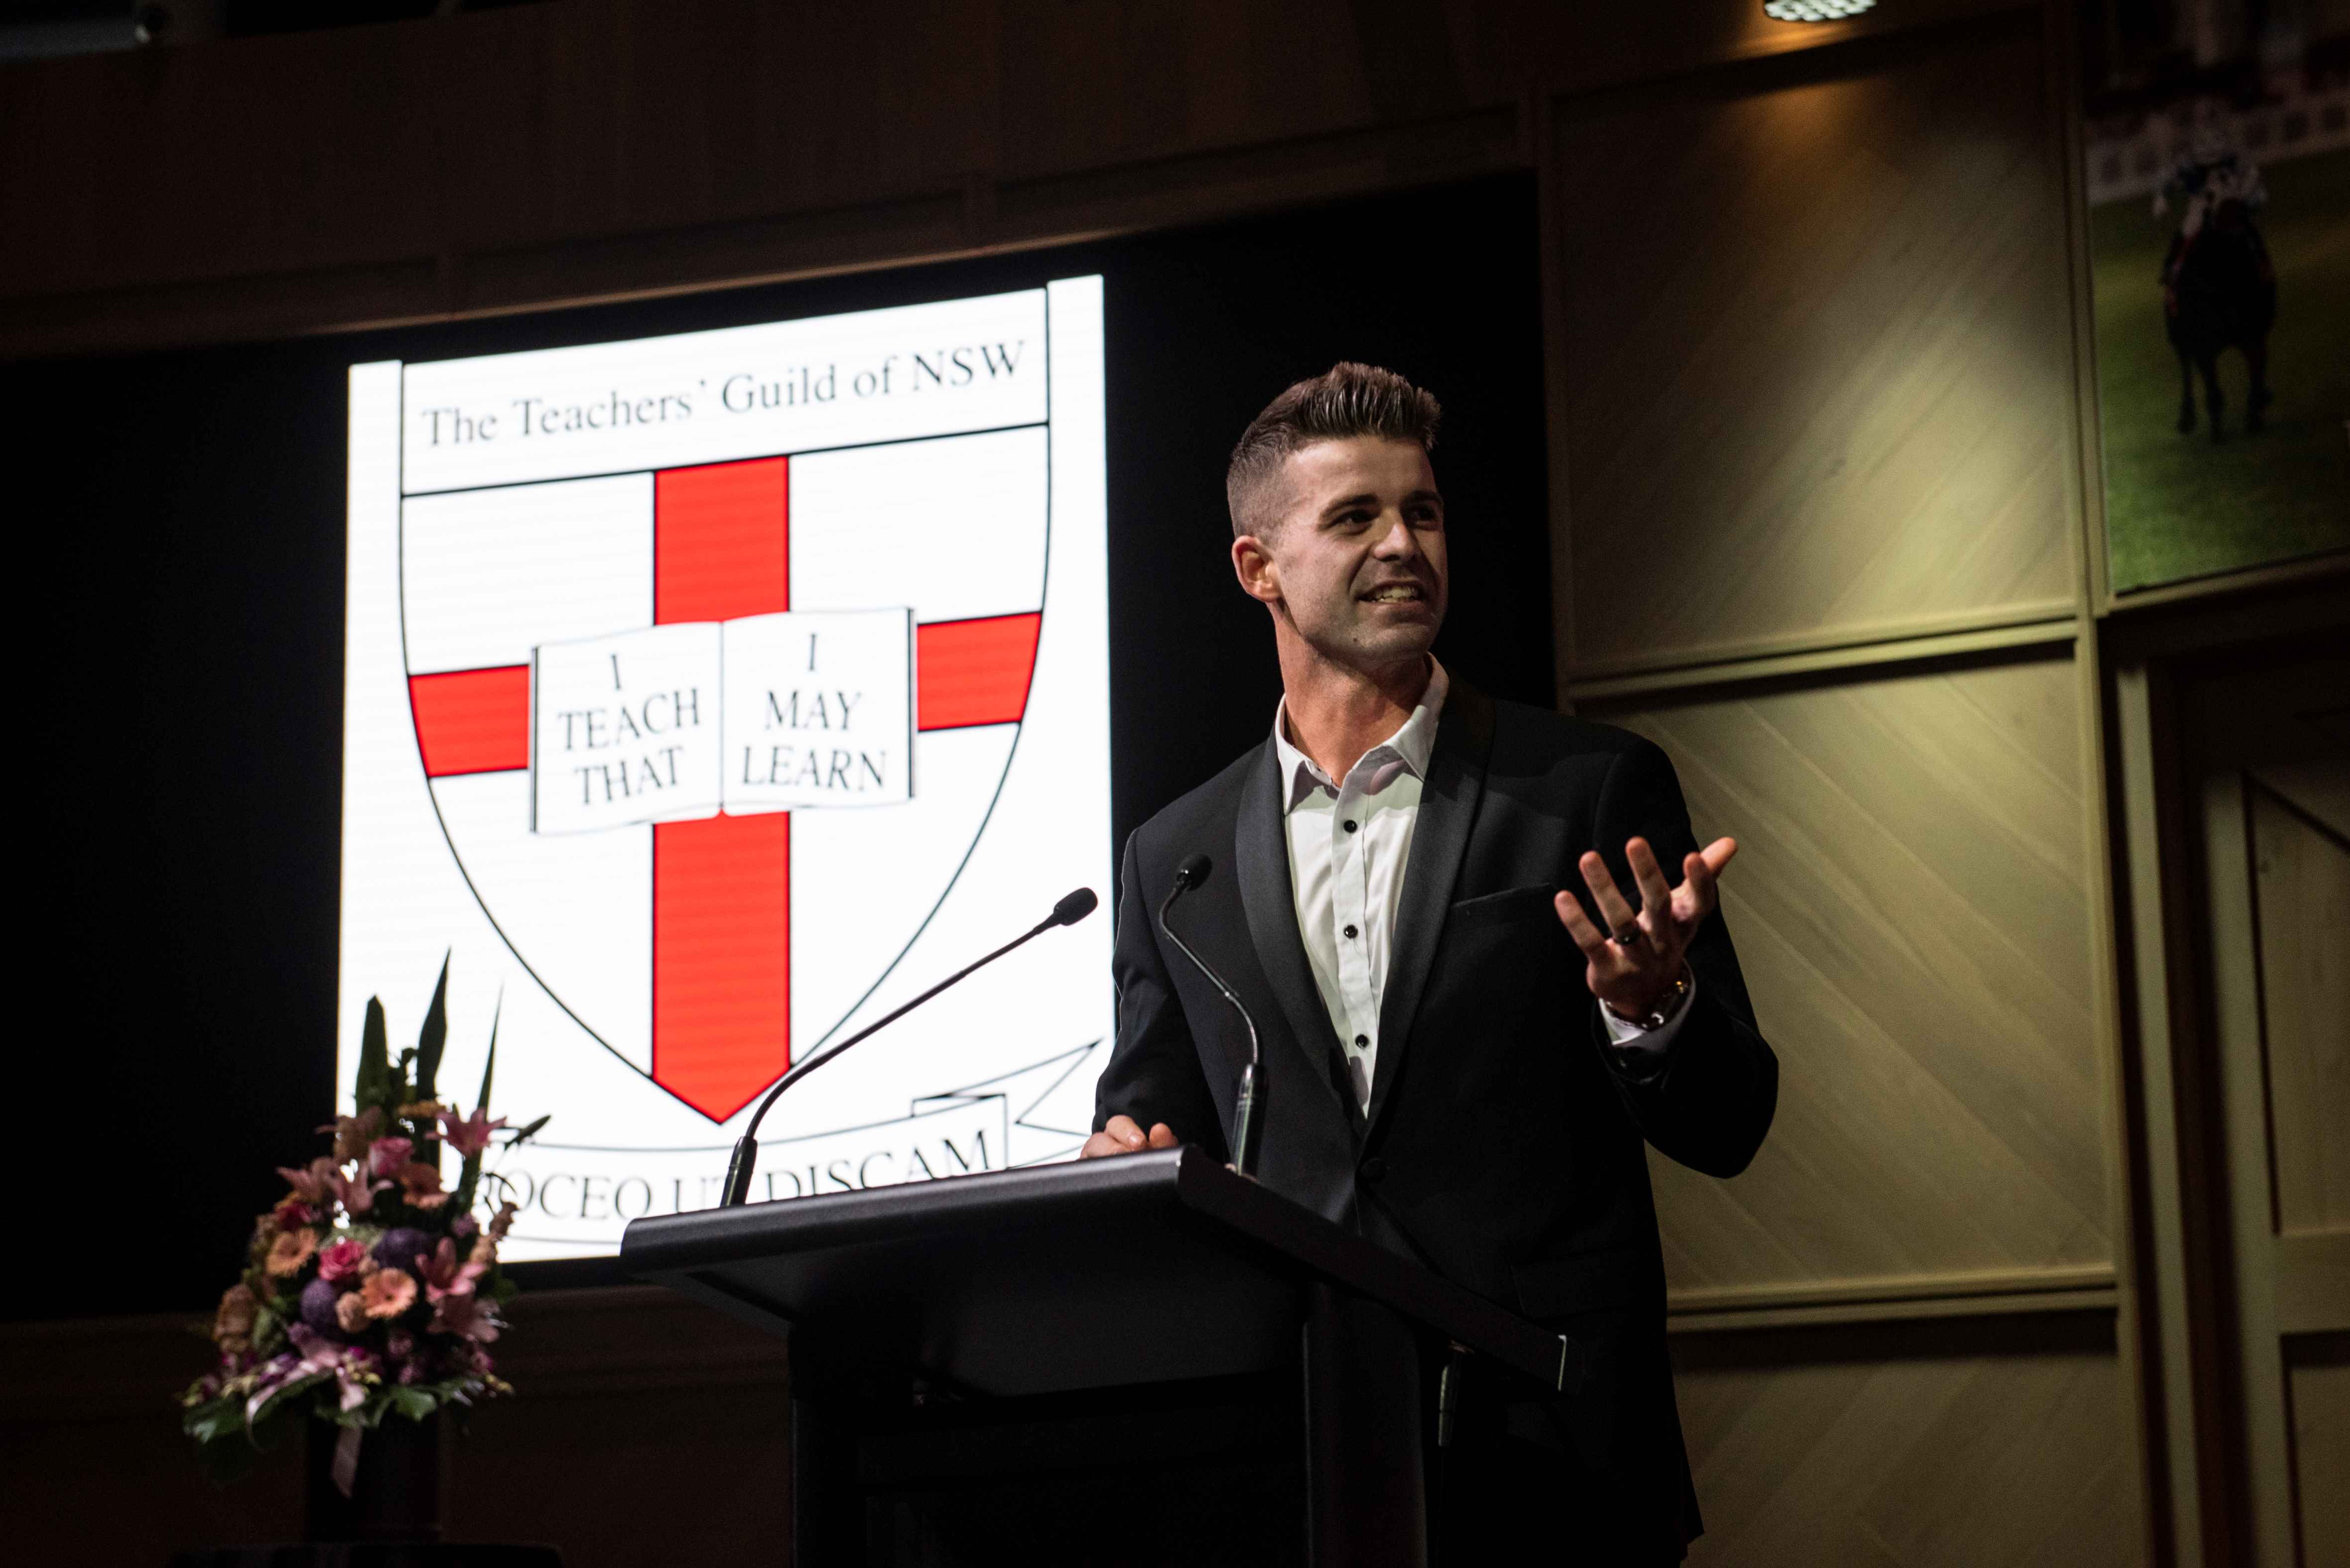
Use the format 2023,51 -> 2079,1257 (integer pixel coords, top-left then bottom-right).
1601,971 -> 1697,1057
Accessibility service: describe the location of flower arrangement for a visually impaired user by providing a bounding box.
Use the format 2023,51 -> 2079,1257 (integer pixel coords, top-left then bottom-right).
181,962 -> 547,1488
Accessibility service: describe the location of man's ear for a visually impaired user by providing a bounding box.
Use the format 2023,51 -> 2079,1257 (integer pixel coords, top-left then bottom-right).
1232,533 -> 1282,605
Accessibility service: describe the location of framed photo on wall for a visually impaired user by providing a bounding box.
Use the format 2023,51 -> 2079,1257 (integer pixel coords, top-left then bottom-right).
2078,2 -> 2349,594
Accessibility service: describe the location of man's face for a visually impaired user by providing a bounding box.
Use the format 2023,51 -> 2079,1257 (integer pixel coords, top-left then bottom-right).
1236,436 -> 1448,673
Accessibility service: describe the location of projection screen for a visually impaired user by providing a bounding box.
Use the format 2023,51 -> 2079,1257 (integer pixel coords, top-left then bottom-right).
340,277 -> 1112,1261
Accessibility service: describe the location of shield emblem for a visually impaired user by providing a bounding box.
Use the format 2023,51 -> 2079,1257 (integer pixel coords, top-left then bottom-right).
396,425 -> 1050,1122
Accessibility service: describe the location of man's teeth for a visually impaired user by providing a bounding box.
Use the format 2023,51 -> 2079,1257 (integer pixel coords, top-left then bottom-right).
1368,585 -> 1421,601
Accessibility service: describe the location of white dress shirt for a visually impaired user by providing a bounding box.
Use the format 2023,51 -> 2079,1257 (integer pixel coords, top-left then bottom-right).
1273,659 -> 1689,1113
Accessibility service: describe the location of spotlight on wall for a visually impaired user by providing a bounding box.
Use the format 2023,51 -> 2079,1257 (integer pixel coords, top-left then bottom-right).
1763,0 -> 1876,19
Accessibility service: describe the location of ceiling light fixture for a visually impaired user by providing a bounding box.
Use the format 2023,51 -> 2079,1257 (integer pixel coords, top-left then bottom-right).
1763,0 -> 1876,20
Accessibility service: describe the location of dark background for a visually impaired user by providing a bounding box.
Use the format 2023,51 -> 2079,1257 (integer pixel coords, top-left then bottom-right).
16,172 -> 1551,1319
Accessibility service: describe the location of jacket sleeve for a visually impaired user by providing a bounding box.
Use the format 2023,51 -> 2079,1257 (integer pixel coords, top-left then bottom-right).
1092,830 -> 1229,1157
1577,738 -> 1778,1178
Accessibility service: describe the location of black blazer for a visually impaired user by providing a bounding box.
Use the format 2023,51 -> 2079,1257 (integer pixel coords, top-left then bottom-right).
1094,682 -> 1777,1550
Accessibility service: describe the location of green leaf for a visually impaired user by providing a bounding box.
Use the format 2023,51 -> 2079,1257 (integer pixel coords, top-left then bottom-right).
388,1385 -> 439,1422
357,998 -> 392,1118
183,1395 -> 246,1446
455,1150 -> 482,1219
417,953 -> 450,1104
503,1114 -> 551,1149
473,997 -> 500,1115
455,998 -> 500,1216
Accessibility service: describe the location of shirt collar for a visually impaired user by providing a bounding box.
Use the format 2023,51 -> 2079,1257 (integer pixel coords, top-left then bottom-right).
1272,658 -> 1450,811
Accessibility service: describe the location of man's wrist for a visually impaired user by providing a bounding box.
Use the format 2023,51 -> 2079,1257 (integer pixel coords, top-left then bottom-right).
1604,964 -> 1692,1032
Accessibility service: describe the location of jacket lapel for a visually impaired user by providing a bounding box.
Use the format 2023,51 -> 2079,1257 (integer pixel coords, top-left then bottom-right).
1233,738 -> 1364,1135
1364,683 -> 1496,1133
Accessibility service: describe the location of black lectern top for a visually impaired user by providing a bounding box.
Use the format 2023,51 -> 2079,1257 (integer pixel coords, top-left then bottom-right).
621,1146 -> 1577,1399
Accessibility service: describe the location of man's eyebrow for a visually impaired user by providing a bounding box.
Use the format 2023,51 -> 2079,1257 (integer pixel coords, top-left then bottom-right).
1318,491 -> 1382,519
1403,488 -> 1444,509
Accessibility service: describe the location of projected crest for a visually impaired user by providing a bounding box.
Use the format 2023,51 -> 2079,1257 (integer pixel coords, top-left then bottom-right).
345,280 -> 1109,1257
398,430 -> 1049,1121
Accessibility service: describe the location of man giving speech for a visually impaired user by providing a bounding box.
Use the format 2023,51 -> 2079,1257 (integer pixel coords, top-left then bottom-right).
1085,363 -> 1778,1563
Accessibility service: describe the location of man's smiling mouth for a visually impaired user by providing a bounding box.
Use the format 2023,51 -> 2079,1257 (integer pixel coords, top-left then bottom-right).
1363,582 -> 1425,603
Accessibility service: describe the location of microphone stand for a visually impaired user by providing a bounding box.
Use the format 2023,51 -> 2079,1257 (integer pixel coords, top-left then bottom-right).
718,889 -> 1095,1207
1158,864 -> 1261,1179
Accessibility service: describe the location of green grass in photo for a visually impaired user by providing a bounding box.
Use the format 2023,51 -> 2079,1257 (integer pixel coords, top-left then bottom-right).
2090,145 -> 2350,593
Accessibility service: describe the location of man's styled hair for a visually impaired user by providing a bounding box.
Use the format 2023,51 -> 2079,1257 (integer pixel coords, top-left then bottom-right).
1226,363 -> 1442,539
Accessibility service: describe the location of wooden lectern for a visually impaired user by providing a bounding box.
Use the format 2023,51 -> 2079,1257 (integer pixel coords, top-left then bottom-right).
622,1146 -> 1583,1568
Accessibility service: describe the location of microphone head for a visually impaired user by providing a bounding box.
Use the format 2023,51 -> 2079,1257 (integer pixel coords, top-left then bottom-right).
1052,887 -> 1099,927
1176,853 -> 1213,891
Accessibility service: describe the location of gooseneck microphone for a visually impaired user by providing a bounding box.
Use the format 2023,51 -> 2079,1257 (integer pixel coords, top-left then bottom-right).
1157,855 -> 1263,1179
718,886 -> 1099,1206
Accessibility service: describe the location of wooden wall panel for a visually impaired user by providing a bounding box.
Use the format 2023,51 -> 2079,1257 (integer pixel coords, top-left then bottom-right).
2249,773 -> 2350,1238
1556,15 -> 2077,673
1672,1322 -> 2140,1568
2291,1347 -> 2350,1568
999,0 -> 1376,176
1597,654 -> 2108,1291
0,28 -> 446,298
441,1 -> 995,257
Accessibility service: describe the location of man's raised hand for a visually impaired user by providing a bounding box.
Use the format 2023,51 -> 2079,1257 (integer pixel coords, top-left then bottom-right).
1553,836 -> 1737,1022
1079,1113 -> 1179,1160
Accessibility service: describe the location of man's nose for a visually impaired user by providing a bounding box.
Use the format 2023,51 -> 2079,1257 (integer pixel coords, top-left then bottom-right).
1370,514 -> 1419,557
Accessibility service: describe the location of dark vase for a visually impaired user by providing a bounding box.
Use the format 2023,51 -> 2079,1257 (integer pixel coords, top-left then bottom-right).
305,1413 -> 444,1543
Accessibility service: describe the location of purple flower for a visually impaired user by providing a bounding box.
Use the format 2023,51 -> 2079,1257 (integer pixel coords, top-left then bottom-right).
298,1277 -> 347,1336
373,1227 -> 432,1273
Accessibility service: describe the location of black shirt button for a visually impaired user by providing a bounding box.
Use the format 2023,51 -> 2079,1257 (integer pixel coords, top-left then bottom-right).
1343,923 -> 1359,939
1343,819 -> 1358,833
1354,1033 -> 1369,1048
1361,1156 -> 1388,1184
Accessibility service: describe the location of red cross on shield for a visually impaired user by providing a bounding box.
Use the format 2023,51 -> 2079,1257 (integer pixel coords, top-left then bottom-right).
398,436 -> 1047,1123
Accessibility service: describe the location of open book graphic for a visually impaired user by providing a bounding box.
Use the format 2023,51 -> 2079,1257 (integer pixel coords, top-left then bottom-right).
530,607 -> 914,834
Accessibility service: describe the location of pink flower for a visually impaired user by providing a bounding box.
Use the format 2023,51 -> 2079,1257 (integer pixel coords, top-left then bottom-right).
265,1229 -> 318,1278
316,1238 -> 369,1284
327,1166 -> 390,1217
270,1326 -> 379,1416
367,1137 -> 414,1180
438,1105 -> 508,1159
431,1291 -> 502,1343
361,1267 -> 417,1319
273,1198 -> 318,1231
487,1201 -> 519,1243
277,1157 -> 338,1206
415,1237 -> 488,1303
334,1291 -> 371,1335
318,1107 -> 384,1165
397,1162 -> 452,1210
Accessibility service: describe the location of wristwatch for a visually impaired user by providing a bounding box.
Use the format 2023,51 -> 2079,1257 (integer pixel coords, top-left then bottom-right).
1606,964 -> 1692,1032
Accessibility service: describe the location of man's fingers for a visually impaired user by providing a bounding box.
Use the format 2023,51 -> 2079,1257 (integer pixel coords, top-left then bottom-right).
1577,851 -> 1640,934
1625,837 -> 1674,922
1554,890 -> 1613,959
1677,851 -> 1717,922
1699,836 -> 1739,877
1081,1114 -> 1166,1159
